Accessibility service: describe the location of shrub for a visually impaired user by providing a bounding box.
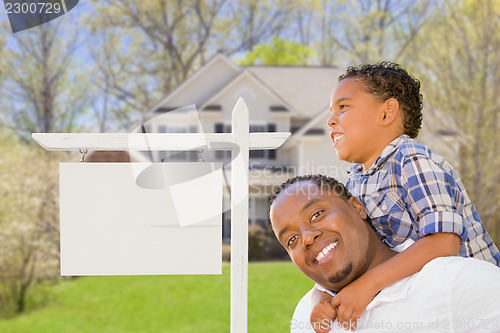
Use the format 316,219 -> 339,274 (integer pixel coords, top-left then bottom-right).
248,225 -> 288,261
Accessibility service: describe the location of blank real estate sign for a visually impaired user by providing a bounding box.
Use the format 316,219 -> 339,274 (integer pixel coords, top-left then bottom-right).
59,162 -> 223,276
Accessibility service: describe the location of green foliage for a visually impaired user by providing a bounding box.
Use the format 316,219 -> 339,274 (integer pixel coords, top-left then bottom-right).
85,0 -> 297,128
307,0 -> 435,65
408,0 -> 500,243
238,37 -> 315,65
1,21 -> 89,139
0,138 -> 62,317
248,224 -> 288,261
0,262 -> 313,333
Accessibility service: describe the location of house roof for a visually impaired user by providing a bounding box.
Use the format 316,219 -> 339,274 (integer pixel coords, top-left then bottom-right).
199,69 -> 298,116
246,66 -> 343,118
147,54 -> 343,120
146,54 -> 240,114
294,109 -> 329,137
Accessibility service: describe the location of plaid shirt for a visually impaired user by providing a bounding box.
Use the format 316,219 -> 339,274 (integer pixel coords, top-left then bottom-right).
347,135 -> 500,266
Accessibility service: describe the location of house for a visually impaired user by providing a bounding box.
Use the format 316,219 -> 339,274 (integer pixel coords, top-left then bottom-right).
126,54 -> 457,241
126,54 -> 348,241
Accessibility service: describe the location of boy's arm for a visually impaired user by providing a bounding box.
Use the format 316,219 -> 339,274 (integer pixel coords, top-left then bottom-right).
310,287 -> 336,333
332,232 -> 461,330
335,150 -> 467,329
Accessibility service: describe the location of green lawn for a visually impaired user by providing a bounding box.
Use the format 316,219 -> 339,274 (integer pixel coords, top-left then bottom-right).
0,262 -> 313,333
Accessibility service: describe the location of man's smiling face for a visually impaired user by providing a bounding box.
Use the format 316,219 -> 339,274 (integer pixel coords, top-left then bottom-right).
270,181 -> 375,291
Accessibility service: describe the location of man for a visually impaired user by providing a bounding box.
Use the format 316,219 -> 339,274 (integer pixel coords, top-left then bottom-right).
269,174 -> 500,332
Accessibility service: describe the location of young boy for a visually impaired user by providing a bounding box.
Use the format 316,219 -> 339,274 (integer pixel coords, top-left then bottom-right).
310,62 -> 500,332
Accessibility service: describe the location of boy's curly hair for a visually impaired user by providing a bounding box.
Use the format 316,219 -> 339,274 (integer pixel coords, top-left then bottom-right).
339,62 -> 423,138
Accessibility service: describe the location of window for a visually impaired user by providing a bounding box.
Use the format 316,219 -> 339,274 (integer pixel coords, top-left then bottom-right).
203,104 -> 222,111
159,151 -> 198,162
250,124 -> 266,133
267,124 -> 276,160
168,126 -> 187,133
254,197 -> 270,226
215,123 -> 224,133
215,123 -> 231,133
249,124 -> 277,160
155,106 -> 180,113
156,125 -> 197,133
250,196 -> 271,226
215,123 -> 231,160
270,105 -> 289,112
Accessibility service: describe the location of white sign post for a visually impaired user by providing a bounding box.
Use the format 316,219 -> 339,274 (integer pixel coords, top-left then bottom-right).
32,98 -> 290,333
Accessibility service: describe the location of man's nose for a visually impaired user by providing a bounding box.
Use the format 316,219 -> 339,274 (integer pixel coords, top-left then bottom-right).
327,112 -> 337,128
302,229 -> 321,249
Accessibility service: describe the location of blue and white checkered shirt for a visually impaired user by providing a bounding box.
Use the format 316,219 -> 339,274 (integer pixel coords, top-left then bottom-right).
346,135 -> 500,266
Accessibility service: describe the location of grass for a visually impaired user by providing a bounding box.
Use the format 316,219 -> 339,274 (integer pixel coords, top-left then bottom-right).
0,262 -> 313,333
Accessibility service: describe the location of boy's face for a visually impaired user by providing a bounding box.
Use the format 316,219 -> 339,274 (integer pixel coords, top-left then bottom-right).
270,181 -> 374,291
327,78 -> 387,169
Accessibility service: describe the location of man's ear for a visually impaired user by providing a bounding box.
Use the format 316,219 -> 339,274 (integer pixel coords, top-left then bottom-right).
381,98 -> 400,126
347,197 -> 367,219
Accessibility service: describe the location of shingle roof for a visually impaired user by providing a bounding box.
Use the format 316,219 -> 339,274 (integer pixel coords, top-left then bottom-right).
246,66 -> 343,118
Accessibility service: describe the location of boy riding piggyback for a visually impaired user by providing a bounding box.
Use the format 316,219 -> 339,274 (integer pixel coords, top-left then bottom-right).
309,62 -> 500,332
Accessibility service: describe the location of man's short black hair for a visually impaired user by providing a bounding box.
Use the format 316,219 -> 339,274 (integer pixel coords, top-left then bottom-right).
339,62 -> 423,138
268,174 -> 353,213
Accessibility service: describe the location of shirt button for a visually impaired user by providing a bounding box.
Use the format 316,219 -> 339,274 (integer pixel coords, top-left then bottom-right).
381,204 -> 387,211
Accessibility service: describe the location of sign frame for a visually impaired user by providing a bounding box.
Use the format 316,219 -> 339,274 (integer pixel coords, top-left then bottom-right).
33,98 -> 291,333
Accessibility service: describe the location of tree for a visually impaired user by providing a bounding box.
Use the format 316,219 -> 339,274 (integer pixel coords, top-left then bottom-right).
412,0 -> 500,242
308,0 -> 435,66
237,37 -> 315,65
219,0 -> 296,53
86,0 -> 298,127
0,20 -> 88,142
0,134 -> 61,316
86,0 -> 229,128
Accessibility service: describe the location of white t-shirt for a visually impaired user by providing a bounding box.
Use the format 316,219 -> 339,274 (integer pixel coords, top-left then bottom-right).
291,256 -> 500,332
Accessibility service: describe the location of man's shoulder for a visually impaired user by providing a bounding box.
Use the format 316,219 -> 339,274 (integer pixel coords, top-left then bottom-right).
377,257 -> 500,306
423,256 -> 498,270
417,256 -> 500,320
418,256 -> 500,283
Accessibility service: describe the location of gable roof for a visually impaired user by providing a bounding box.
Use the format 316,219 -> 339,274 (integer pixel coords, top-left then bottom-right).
146,53 -> 240,114
246,66 -> 343,118
293,108 -> 329,137
200,69 -> 298,116
281,108 -> 330,150
147,54 -> 343,120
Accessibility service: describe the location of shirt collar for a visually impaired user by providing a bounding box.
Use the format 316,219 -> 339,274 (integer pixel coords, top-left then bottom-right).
347,134 -> 410,177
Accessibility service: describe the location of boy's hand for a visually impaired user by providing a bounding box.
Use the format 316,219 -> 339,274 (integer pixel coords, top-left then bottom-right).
310,299 -> 336,333
330,276 -> 378,331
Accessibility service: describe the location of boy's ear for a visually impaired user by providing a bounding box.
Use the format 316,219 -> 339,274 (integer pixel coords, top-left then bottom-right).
347,197 -> 367,219
381,98 -> 400,126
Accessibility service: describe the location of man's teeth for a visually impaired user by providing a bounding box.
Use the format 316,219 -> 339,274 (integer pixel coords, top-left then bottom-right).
315,241 -> 338,263
333,134 -> 343,144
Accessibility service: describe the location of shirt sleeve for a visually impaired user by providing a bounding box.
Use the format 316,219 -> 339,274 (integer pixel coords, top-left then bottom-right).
449,259 -> 500,329
291,289 -> 318,333
400,153 -> 468,241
